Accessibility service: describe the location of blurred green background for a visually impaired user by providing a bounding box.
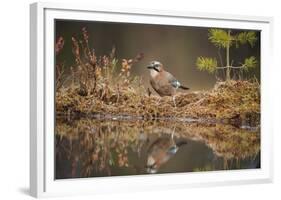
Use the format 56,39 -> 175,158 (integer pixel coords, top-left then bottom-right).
56,20 -> 260,91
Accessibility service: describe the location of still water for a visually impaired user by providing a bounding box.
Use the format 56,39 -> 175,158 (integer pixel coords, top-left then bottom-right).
55,118 -> 260,179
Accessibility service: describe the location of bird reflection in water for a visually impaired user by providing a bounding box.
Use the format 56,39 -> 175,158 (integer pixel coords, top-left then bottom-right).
146,131 -> 187,174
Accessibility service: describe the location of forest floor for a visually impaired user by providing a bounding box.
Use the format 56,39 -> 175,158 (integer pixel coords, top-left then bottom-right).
56,80 -> 260,127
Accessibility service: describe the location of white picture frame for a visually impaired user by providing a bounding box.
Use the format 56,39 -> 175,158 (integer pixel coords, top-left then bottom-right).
30,2 -> 274,198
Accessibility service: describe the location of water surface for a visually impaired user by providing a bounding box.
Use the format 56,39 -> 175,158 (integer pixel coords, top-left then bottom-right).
55,119 -> 260,179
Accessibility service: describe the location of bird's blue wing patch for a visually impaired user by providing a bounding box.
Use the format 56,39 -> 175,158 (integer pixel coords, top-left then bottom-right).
168,146 -> 178,154
171,80 -> 181,89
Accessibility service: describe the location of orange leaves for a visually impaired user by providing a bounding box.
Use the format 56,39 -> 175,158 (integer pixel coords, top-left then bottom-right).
117,151 -> 129,167
121,59 -> 133,77
82,27 -> 89,44
71,37 -> 80,60
102,55 -> 110,67
55,36 -> 65,90
95,67 -> 102,78
55,36 -> 64,55
119,53 -> 144,87
121,52 -> 144,78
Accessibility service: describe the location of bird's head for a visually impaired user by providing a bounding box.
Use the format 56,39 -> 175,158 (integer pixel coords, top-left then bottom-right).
147,61 -> 164,73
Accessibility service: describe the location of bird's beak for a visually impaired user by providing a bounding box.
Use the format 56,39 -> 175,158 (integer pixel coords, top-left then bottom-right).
147,64 -> 160,72
147,64 -> 154,69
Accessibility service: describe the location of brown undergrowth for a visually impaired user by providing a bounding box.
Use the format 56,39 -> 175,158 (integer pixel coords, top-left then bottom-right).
56,80 -> 260,125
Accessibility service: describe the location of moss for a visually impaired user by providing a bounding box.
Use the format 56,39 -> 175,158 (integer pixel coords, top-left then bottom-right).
56,80 -> 260,126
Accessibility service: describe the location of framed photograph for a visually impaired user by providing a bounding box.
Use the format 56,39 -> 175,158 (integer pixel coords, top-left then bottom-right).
30,2 -> 273,198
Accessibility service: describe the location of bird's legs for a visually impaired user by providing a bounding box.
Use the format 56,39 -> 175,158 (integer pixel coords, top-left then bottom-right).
171,126 -> 176,140
169,126 -> 178,154
156,96 -> 161,106
172,95 -> 177,108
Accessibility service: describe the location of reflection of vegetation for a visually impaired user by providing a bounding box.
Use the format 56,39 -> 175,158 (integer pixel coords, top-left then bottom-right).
196,29 -> 258,81
55,27 -> 260,124
56,119 -> 260,178
193,165 -> 214,172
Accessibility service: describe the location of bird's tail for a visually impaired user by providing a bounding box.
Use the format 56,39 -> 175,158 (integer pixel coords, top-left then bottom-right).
179,85 -> 190,90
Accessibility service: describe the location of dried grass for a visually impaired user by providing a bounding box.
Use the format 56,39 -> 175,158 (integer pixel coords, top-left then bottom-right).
56,80 -> 260,125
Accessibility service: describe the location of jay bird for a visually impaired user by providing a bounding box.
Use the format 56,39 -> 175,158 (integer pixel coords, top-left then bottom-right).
147,61 -> 190,107
146,133 -> 187,174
